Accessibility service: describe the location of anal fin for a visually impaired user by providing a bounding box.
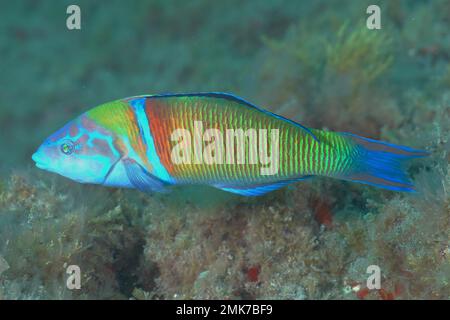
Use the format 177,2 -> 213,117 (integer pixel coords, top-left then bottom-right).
213,176 -> 312,196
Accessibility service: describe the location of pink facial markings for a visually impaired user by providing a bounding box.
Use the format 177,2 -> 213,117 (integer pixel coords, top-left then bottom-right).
69,124 -> 79,137
91,138 -> 116,160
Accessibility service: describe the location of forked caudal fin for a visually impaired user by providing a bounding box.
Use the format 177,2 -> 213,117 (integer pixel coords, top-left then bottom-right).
341,133 -> 429,192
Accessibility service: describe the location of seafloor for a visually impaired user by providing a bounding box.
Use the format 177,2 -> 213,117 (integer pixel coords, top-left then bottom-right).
0,0 -> 449,299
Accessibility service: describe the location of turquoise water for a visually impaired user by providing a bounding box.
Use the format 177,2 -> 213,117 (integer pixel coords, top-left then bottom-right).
0,0 -> 448,299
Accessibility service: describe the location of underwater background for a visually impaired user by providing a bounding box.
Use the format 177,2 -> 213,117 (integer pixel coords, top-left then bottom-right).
0,0 -> 449,299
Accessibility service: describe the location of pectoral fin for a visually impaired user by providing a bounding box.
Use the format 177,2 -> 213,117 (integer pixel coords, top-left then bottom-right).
123,158 -> 168,193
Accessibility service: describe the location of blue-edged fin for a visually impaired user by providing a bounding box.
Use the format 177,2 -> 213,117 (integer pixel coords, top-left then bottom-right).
148,92 -> 319,142
213,176 -> 312,196
123,158 -> 168,193
340,133 -> 429,192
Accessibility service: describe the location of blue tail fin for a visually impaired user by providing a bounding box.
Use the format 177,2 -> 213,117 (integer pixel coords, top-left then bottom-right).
341,133 -> 429,192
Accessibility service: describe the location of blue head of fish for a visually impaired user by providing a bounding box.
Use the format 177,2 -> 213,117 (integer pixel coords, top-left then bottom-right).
32,115 -> 121,185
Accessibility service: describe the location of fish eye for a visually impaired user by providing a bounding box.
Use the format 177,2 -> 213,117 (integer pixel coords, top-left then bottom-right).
60,140 -> 74,155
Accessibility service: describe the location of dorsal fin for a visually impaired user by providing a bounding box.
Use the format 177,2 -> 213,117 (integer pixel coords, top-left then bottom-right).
145,92 -> 319,143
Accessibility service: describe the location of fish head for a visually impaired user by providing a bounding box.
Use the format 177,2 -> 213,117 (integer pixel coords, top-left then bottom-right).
32,114 -> 121,184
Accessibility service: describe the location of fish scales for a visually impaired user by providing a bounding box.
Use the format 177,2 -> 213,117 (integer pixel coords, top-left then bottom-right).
144,96 -> 311,184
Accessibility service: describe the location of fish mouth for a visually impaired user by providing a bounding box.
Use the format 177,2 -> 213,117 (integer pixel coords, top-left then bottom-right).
32,152 -> 47,170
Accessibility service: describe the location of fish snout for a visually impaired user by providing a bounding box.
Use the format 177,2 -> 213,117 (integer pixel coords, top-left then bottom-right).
32,151 -> 48,169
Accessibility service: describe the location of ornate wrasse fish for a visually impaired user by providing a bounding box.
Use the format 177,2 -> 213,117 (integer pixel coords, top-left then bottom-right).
32,93 -> 428,196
